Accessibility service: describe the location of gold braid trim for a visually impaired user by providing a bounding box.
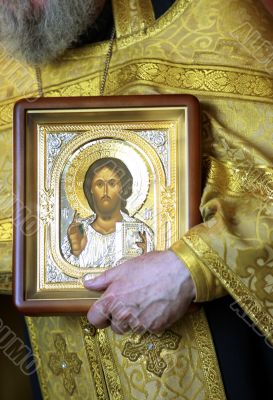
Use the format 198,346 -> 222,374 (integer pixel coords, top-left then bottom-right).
2,60 -> 273,129
206,157 -> 273,200
171,239 -> 210,301
36,61 -> 273,102
0,218 -> 12,242
25,317 -> 50,400
190,309 -> 226,400
171,239 -> 227,302
139,0 -> 155,28
113,0 -> 155,38
112,0 -> 191,48
96,329 -> 125,400
81,317 -> 124,400
105,60 -> 273,99
80,317 -> 110,400
183,234 -> 273,345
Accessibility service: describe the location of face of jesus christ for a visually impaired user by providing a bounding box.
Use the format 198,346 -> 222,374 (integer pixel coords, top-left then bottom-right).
90,167 -> 122,218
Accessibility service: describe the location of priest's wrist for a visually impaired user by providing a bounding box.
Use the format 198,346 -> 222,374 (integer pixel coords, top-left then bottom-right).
167,248 -> 196,301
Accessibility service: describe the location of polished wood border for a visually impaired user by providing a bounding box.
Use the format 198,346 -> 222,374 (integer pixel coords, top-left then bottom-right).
13,95 -> 201,314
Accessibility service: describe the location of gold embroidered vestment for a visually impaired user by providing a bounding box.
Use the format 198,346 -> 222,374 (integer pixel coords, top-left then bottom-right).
0,0 -> 273,398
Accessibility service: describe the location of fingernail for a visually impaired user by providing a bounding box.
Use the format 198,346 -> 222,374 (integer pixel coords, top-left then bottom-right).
83,273 -> 96,285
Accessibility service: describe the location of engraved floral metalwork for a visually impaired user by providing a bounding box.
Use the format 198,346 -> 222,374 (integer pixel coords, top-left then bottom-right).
40,190 -> 54,224
48,333 -> 82,395
137,130 -> 169,182
161,186 -> 176,220
46,254 -> 77,283
122,330 -> 181,377
46,132 -> 77,186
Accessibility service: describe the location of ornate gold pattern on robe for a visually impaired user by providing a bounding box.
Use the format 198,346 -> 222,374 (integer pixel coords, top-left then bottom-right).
112,0 -> 155,38
26,309 -> 225,399
1,0 -> 273,397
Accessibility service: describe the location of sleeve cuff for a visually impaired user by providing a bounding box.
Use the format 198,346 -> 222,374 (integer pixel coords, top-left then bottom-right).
170,238 -> 226,302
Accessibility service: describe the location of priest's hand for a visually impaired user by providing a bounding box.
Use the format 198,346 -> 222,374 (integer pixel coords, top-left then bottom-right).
68,212 -> 87,257
84,250 -> 196,334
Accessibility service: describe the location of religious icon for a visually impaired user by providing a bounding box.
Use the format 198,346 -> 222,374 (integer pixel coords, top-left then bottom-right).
61,156 -> 154,268
13,95 -> 201,313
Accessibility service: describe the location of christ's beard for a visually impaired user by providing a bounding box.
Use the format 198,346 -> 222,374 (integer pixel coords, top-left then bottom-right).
0,0 -> 102,65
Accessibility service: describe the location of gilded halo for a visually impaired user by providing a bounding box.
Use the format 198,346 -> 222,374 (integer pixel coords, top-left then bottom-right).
64,138 -> 150,218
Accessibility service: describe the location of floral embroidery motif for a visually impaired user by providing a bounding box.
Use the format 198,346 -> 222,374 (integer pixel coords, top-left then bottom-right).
0,218 -> 12,242
183,234 -> 273,345
48,334 -> 82,395
122,330 -> 181,377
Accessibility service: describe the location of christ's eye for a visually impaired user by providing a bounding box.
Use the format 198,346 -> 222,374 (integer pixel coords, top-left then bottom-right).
96,180 -> 104,188
109,179 -> 117,187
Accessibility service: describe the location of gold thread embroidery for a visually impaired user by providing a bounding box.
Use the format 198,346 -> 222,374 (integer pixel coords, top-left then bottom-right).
25,317 -> 50,400
2,61 -> 273,130
171,240 -> 211,302
105,61 -> 273,99
80,317 -> 110,400
122,330 -> 181,377
28,314 -> 226,400
205,157 -> 273,200
96,329 -> 125,400
190,309 -> 227,400
113,0 -> 155,38
48,333 -> 82,396
0,218 -> 12,242
113,0 -> 192,49
81,317 -> 124,400
183,234 -> 273,345
241,246 -> 273,304
53,61 -> 273,100
139,0 -> 155,28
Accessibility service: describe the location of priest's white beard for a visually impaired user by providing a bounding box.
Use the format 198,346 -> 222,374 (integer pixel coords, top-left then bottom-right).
0,0 -> 102,65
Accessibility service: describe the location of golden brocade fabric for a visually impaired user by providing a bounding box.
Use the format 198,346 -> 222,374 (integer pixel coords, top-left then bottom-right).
112,0 -> 155,38
1,0 -> 273,397
26,309 -> 225,400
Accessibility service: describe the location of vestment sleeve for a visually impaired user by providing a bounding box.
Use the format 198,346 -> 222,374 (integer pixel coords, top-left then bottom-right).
171,239 -> 227,302
172,103 -> 273,341
171,111 -> 273,345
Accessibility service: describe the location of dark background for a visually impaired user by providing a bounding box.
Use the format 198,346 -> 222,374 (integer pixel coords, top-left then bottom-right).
0,295 -> 33,400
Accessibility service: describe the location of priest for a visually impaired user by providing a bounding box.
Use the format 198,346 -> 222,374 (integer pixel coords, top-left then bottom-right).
0,0 -> 273,398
